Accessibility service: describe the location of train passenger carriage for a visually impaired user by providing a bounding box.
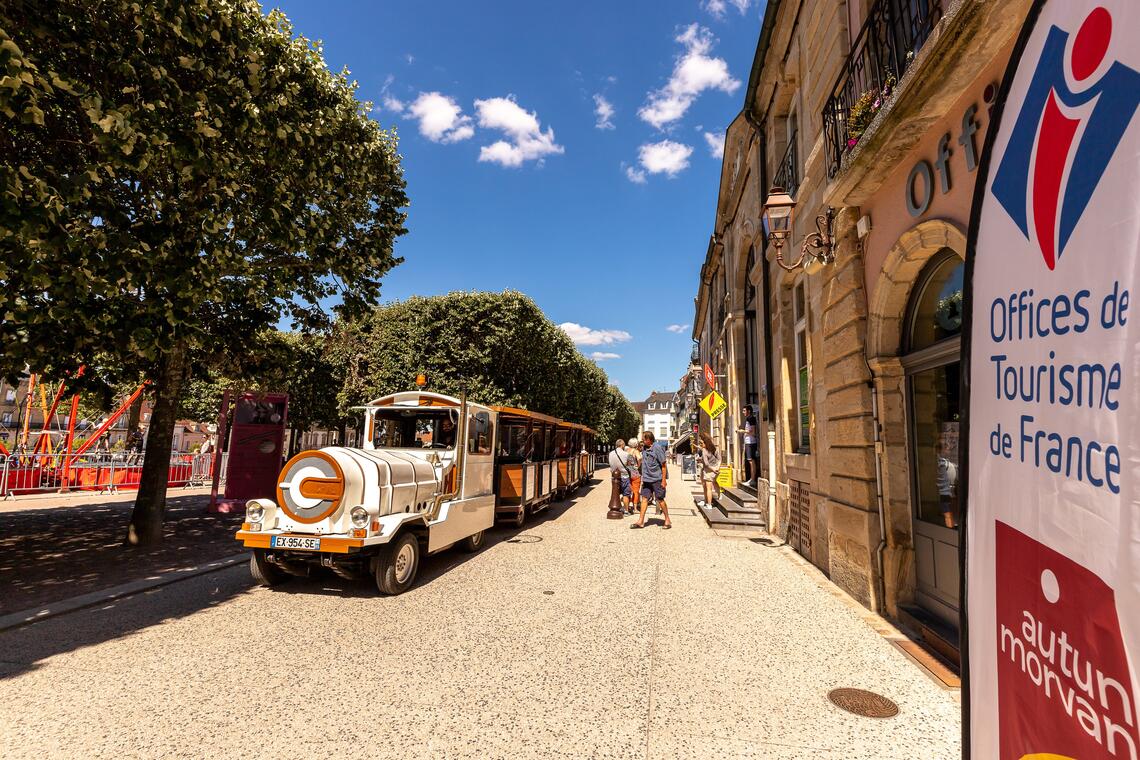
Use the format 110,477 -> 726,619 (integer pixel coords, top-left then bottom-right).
235,390 -> 595,595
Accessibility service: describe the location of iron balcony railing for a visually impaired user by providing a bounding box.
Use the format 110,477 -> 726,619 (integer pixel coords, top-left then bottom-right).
822,0 -> 943,178
773,133 -> 799,198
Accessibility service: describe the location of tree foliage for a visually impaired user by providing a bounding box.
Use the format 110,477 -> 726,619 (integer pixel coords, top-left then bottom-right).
330,291 -> 638,441
0,0 -> 408,543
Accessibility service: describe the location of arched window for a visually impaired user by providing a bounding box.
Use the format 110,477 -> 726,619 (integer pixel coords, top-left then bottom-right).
902,248 -> 963,624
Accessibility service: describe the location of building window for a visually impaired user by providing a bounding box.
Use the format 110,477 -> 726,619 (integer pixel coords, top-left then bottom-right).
4,389 -> 14,402
793,280 -> 810,452
1,412 -> 11,425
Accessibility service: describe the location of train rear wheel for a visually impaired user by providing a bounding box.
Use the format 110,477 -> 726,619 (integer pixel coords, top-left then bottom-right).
250,550 -> 288,587
460,529 -> 485,553
512,506 -> 527,528
375,533 -> 420,595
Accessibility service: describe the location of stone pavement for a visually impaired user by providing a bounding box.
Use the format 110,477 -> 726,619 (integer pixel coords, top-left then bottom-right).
0,465 -> 960,759
0,487 -> 241,614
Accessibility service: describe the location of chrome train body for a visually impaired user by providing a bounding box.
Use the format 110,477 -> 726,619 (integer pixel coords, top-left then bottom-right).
235,391 -> 595,594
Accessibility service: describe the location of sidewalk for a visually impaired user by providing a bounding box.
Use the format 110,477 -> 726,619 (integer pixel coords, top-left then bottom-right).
0,489 -> 243,614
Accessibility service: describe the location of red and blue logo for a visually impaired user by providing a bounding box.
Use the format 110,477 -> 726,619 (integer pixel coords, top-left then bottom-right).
991,7 -> 1140,270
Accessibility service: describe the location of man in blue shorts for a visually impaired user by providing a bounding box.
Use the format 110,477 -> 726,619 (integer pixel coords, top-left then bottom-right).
631,431 -> 671,529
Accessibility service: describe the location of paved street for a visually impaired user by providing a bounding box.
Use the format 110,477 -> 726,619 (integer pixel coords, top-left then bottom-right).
0,465 -> 960,759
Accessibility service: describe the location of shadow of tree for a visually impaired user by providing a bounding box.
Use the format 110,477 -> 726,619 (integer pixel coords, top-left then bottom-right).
0,494 -> 244,614
0,479 -> 603,680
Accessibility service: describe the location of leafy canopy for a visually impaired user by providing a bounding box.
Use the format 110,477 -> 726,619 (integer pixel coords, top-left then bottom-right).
330,290 -> 639,441
0,0 -> 408,388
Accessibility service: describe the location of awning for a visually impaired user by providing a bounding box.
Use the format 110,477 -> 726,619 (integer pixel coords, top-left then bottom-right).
670,431 -> 693,451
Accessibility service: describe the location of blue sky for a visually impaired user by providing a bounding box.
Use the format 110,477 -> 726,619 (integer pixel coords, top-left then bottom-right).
273,0 -> 764,402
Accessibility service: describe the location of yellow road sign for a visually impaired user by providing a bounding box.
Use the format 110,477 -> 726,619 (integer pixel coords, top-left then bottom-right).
700,390 -> 727,419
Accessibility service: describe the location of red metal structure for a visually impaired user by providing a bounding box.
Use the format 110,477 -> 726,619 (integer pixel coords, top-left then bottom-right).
209,391 -> 288,513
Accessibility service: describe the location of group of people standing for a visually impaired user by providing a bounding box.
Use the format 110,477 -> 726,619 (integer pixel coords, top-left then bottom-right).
607,431 -> 671,529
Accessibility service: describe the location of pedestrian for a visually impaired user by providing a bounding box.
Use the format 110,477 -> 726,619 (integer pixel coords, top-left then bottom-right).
125,426 -> 144,466
737,405 -> 759,488
696,432 -> 722,508
631,431 -> 671,529
626,439 -> 642,515
607,438 -> 635,512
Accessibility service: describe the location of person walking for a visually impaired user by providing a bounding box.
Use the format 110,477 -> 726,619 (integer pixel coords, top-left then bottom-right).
626,439 -> 642,516
737,405 -> 759,488
607,438 -> 635,512
631,431 -> 671,529
696,432 -> 722,508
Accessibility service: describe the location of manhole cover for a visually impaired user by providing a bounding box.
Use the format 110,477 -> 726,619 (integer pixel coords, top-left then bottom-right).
543,590 -> 554,595
827,688 -> 899,718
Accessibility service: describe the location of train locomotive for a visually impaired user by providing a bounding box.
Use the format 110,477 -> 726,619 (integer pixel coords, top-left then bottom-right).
234,391 -> 595,594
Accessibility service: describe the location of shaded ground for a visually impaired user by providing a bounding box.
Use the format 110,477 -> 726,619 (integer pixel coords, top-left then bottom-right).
0,492 -> 242,614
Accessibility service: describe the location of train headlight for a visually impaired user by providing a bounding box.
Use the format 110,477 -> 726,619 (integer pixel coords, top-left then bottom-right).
246,502 -> 265,523
350,506 -> 369,529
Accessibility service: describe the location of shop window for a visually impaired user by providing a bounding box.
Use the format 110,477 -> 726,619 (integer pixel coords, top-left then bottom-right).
793,280 -> 810,452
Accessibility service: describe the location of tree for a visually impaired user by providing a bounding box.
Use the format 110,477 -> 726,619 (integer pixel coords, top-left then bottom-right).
330,291 -> 627,433
0,1 -> 408,544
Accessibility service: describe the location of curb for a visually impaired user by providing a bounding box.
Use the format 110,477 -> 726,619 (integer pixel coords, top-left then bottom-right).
0,552 -> 249,633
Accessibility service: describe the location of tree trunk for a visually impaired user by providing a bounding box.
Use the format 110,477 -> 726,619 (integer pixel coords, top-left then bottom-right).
126,346 -> 190,546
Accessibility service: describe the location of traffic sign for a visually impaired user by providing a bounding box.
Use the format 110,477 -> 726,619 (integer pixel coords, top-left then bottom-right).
704,363 -> 716,389
699,390 -> 726,420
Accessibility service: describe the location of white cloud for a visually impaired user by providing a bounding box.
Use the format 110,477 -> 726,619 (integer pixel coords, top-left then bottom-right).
560,322 -> 632,346
639,24 -> 741,129
590,352 -> 622,361
666,324 -> 691,333
593,94 -> 615,130
702,0 -> 752,19
407,91 -> 474,143
704,131 -> 725,158
638,140 -> 693,177
475,96 -> 564,167
405,53 -> 415,64
625,164 -> 647,184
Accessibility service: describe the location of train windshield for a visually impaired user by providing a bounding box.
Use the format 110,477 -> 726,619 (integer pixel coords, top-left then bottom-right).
372,408 -> 458,450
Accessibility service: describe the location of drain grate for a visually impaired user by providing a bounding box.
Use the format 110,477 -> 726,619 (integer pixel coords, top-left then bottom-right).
750,537 -> 776,546
827,688 -> 899,718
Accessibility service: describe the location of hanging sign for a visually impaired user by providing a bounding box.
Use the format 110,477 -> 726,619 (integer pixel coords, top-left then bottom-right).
704,363 -> 717,389
699,390 -> 727,420
963,2 -> 1140,758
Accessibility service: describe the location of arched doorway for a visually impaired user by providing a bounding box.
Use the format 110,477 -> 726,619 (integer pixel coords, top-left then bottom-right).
902,249 -> 964,626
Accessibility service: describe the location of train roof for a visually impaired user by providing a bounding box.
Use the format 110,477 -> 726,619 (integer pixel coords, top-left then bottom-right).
491,405 -> 595,435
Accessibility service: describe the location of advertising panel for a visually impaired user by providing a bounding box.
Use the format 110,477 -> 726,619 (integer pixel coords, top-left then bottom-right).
963,2 -> 1140,757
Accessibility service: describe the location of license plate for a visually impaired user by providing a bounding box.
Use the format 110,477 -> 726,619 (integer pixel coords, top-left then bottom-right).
271,535 -> 321,551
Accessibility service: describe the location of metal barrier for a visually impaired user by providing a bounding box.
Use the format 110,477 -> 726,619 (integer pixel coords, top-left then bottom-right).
0,451 -> 228,499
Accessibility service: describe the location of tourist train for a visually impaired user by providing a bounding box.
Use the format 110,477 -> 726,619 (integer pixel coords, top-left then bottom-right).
234,390 -> 595,594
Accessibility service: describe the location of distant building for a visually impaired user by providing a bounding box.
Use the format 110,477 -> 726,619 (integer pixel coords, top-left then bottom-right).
633,390 -> 677,442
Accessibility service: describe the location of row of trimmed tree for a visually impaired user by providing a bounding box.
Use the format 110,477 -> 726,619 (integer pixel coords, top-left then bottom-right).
0,1 -> 637,545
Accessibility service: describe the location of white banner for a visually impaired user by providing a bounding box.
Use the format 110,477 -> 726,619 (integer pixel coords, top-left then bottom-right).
965,1 -> 1140,758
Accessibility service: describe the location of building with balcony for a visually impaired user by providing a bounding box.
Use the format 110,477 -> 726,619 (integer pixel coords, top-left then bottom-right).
692,0 -> 1034,657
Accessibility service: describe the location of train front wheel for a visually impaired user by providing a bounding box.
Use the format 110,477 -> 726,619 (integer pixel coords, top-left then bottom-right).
250,550 -> 288,587
375,533 -> 420,595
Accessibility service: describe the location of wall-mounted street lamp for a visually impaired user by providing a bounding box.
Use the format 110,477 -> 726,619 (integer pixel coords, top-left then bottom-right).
763,186 -> 837,275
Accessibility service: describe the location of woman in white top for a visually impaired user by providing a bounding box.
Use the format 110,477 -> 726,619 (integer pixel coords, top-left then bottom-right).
696,432 -> 721,508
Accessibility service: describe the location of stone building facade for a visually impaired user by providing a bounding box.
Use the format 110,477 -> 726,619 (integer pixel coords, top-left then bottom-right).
693,0 -> 1033,654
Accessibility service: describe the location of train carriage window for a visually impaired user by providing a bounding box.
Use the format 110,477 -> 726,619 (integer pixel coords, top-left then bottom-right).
468,412 -> 493,455
553,429 -> 569,458
499,421 -> 530,462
